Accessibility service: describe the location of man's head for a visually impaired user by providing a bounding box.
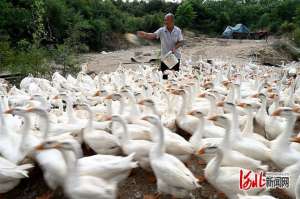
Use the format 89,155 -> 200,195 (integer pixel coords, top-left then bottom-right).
164,13 -> 175,29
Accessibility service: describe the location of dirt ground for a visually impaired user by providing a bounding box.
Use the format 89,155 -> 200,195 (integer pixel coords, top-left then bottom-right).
85,34 -> 285,73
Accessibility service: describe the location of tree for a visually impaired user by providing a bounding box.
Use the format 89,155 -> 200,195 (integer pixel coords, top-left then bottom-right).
175,1 -> 196,28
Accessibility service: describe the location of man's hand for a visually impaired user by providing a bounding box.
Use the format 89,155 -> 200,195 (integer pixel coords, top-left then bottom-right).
137,31 -> 146,38
137,31 -> 157,40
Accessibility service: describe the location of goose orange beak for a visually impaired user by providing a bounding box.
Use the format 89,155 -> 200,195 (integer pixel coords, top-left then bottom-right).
140,116 -> 151,122
26,108 -> 35,113
53,95 -> 60,100
271,109 -> 282,116
237,103 -> 247,108
100,115 -> 112,121
198,147 -> 205,155
198,93 -> 206,98
216,101 -> 224,107
34,144 -> 45,151
4,109 -> 13,114
268,93 -> 276,99
170,90 -> 180,95
267,87 -> 273,93
290,136 -> 300,143
292,106 -> 300,114
137,100 -> 145,105
93,90 -> 101,97
186,111 -> 194,116
222,80 -> 230,86
207,115 -> 218,121
251,93 -> 259,98
203,82 -> 212,87
104,94 -> 113,100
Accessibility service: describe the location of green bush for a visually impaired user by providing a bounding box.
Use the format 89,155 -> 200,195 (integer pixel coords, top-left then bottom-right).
0,40 -> 79,77
175,1 -> 196,28
294,28 -> 300,47
257,13 -> 271,30
280,21 -> 296,34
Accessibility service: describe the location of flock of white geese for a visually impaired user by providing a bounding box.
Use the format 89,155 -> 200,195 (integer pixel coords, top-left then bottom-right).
0,59 -> 300,199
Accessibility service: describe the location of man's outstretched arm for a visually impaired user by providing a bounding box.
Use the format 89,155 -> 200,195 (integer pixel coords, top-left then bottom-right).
137,31 -> 157,40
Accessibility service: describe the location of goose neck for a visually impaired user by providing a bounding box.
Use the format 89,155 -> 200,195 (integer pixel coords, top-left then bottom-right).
226,85 -> 235,103
208,97 -> 217,117
0,103 -> 8,135
83,106 -> 94,131
65,98 -> 77,124
151,120 -> 165,158
235,86 -> 241,103
115,118 -> 129,145
242,109 -> 254,134
259,98 -> 267,117
150,105 -> 160,117
278,115 -> 296,146
206,149 -> 223,179
189,116 -> 204,145
186,88 -> 193,111
127,92 -> 141,116
231,107 -> 240,133
61,149 -> 78,187
37,110 -> 50,140
220,121 -> 231,150
106,99 -> 112,115
178,93 -> 187,117
37,96 -> 51,111
273,99 -> 279,110
18,113 -> 32,152
118,98 -> 125,115
162,91 -> 171,114
296,175 -> 300,199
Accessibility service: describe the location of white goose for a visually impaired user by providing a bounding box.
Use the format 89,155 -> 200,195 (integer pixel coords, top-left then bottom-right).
75,104 -> 121,155
220,102 -> 271,161
270,107 -> 300,168
142,115 -> 200,198
25,108 -> 69,190
296,173 -> 300,199
172,89 -> 200,136
188,110 -> 223,162
35,141 -> 117,199
0,156 -> 33,193
282,160 -> 300,198
238,103 -> 270,147
205,115 -> 268,170
200,144 -> 263,199
109,115 -> 154,170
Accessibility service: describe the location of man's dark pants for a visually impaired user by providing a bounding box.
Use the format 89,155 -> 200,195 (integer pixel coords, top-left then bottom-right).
160,59 -> 180,79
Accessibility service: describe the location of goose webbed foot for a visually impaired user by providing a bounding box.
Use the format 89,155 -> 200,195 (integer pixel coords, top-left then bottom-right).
196,175 -> 206,183
146,172 -> 157,184
35,191 -> 53,199
197,158 -> 206,165
217,192 -> 227,199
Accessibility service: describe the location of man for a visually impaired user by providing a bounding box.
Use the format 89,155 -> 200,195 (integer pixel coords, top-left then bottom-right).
137,13 -> 184,79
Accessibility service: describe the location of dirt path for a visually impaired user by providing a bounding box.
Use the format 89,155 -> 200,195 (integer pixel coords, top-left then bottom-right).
85,36 -> 273,73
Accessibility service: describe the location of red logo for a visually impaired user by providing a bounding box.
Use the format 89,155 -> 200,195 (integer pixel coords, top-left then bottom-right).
239,169 -> 266,190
